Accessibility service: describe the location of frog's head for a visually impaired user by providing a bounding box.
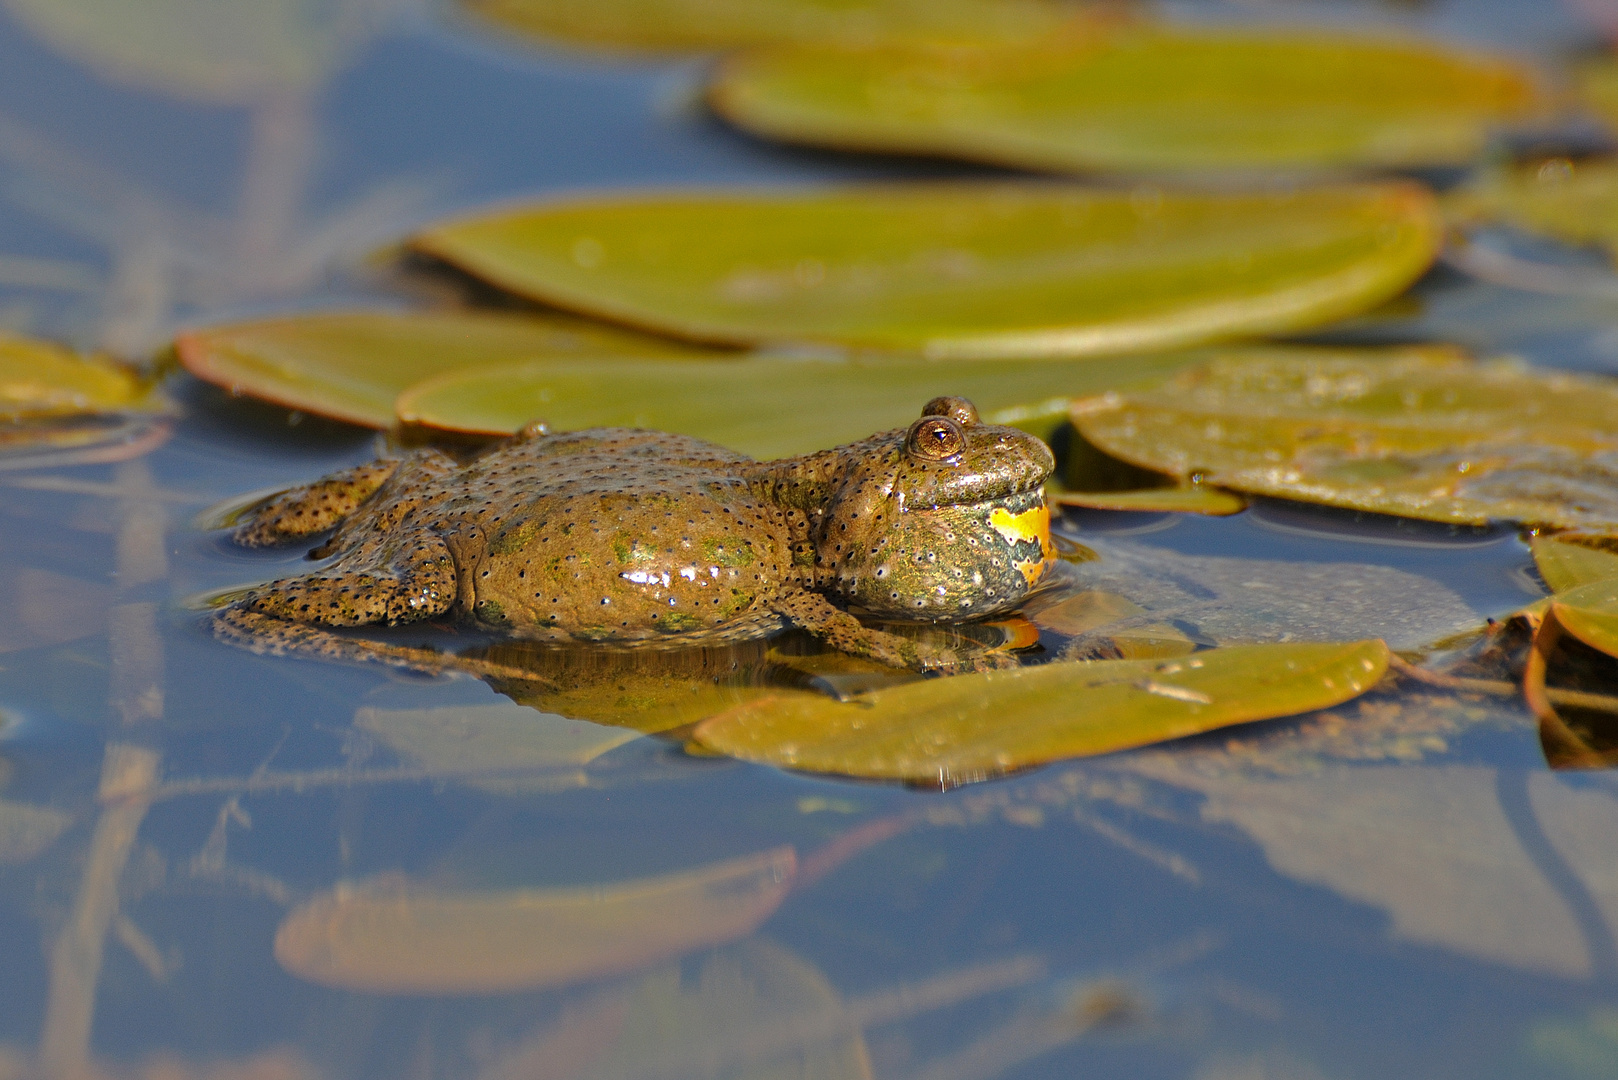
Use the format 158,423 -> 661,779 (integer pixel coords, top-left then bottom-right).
819,396 -> 1056,622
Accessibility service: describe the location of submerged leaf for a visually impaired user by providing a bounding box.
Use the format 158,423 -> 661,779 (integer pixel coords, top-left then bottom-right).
175,310 -> 723,429
1059,538 -> 1486,651
480,940 -> 872,1080
0,333 -> 162,420
0,800 -> 71,863
1022,589 -> 1196,659
0,0 -> 378,102
1447,157 -> 1618,259
711,29 -> 1545,175
1531,534 -> 1618,594
355,701 -> 641,792
410,182 -> 1441,359
274,846 -> 796,993
693,641 -> 1390,783
1071,347 -> 1618,530
465,0 -> 1077,51
397,352 -> 1192,458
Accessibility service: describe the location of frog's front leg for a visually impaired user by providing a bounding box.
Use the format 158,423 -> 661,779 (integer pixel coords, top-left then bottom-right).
770,590 -> 1020,674
233,459 -> 402,548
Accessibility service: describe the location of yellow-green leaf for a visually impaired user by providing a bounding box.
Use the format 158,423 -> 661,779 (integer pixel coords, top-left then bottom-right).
711,29 -> 1546,175
693,640 -> 1390,783
174,309 -> 725,429
0,332 -> 162,420
1446,157 -> 1618,259
1531,534 -> 1618,594
274,845 -> 796,993
409,182 -> 1442,359
1052,486 -> 1247,516
463,0 -> 1078,52
1071,347 -> 1618,530
354,701 -> 641,793
395,352 -> 1194,459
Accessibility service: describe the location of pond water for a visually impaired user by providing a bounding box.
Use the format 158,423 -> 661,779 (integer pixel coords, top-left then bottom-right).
5,2 -> 1618,1079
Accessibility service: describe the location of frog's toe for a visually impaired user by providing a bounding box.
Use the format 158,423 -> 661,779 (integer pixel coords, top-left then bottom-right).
232,460 -> 400,548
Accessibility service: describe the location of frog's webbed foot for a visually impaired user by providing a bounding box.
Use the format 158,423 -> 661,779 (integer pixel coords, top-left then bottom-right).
771,591 -> 1021,674
212,608 -> 555,686
233,460 -> 402,548
234,530 -> 459,627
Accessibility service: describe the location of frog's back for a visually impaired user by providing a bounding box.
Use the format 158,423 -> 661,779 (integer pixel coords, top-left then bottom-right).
449,428 -> 803,643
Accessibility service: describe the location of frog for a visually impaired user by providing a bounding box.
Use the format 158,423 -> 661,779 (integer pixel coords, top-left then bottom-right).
212,396 -> 1057,675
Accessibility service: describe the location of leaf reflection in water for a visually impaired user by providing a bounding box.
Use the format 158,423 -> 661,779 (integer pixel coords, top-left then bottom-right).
274,846 -> 797,994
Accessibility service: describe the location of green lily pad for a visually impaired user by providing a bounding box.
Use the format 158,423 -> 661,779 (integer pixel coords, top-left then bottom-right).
354,701 -> 642,793
174,309 -> 725,429
274,845 -> 797,993
463,0 -> 1076,52
692,640 -> 1390,783
1531,535 -> 1618,594
409,182 -> 1442,359
710,28 -> 1546,175
1052,486 -> 1247,516
1447,157 -> 1618,259
395,352 -> 1192,459
0,332 -> 162,420
1070,347 -> 1618,530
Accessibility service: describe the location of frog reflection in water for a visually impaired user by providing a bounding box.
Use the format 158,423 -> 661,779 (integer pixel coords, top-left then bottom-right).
214,396 -> 1056,673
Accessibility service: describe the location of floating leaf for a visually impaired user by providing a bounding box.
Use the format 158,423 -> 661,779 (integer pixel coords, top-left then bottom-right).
410,182 -> 1441,359
354,701 -> 641,793
0,333 -> 162,420
1531,534 -> 1618,594
1546,580 -> 1618,660
481,940 -> 872,1080
693,641 -> 1389,783
274,846 -> 796,993
1052,486 -> 1247,516
175,309 -> 724,429
463,0 -> 1079,52
1447,157 -> 1618,259
396,352 -> 1192,458
0,800 -> 71,863
1071,347 -> 1618,530
711,29 -> 1546,175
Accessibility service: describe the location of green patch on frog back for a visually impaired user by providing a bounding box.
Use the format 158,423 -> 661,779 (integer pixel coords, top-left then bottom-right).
658,612 -> 704,633
720,588 -> 760,620
475,599 -> 510,626
703,537 -> 756,568
490,519 -> 542,555
612,533 -> 658,564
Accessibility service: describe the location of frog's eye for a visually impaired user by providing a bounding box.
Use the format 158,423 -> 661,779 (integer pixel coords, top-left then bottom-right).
906,416 -> 966,462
